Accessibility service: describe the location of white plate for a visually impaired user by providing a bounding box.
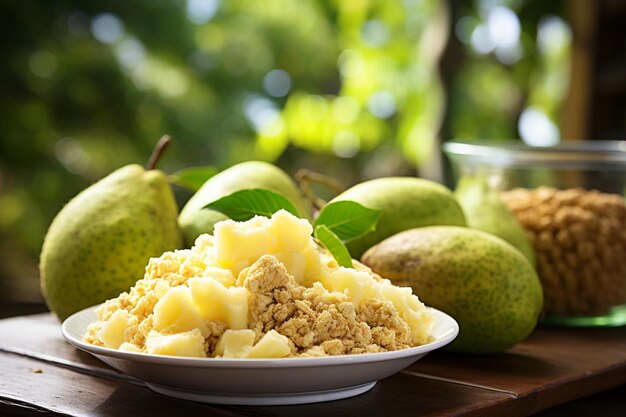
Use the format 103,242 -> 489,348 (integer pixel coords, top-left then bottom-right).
62,306 -> 458,405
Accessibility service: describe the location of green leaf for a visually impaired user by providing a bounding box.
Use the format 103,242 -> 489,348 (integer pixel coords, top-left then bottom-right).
314,201 -> 381,242
203,188 -> 299,221
314,225 -> 353,268
169,166 -> 218,191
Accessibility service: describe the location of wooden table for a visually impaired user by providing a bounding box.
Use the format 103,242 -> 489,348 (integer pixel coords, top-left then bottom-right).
0,313 -> 625,416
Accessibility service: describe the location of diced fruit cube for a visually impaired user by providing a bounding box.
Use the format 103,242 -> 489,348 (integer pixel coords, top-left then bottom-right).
268,210 -> 313,253
145,329 -> 207,357
322,268 -> 381,305
301,243 -> 323,284
98,309 -> 134,349
214,217 -> 271,271
187,277 -> 248,329
213,329 -> 256,358
212,211 -> 320,280
203,266 -> 235,287
246,330 -> 291,358
119,342 -> 141,353
152,286 -> 209,337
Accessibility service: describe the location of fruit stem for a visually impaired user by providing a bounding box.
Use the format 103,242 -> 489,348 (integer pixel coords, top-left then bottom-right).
147,135 -> 172,170
295,169 -> 346,212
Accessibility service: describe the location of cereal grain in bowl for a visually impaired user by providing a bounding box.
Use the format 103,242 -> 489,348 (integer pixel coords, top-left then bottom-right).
444,139 -> 626,326
502,187 -> 626,316
85,210 -> 435,358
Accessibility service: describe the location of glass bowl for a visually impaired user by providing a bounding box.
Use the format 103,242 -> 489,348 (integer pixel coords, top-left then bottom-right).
444,140 -> 626,327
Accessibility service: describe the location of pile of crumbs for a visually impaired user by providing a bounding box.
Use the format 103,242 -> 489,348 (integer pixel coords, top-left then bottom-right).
85,210 -> 434,358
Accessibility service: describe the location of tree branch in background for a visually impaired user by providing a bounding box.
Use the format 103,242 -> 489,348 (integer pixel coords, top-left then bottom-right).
295,169 -> 346,213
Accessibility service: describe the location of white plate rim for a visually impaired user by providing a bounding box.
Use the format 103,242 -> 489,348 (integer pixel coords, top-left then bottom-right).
62,304 -> 459,368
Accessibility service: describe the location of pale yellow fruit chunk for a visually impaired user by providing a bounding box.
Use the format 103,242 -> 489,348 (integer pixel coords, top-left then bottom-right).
98,309 -> 135,349
213,329 -> 256,358
119,342 -> 141,353
152,286 -> 209,337
187,277 -> 248,329
246,330 -> 291,358
145,329 -> 207,357
299,242 -> 323,284
203,266 -> 235,287
321,267 -> 382,305
379,281 -> 434,345
214,216 -> 272,271
213,210 -> 318,281
267,209 -> 312,253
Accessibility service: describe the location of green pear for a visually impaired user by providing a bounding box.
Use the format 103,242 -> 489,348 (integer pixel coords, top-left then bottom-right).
330,177 -> 467,258
40,164 -> 182,320
362,227 -> 543,353
179,161 -> 310,247
455,176 -> 535,266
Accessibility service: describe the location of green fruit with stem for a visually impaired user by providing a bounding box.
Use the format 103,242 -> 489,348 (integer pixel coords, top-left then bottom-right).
40,136 -> 183,320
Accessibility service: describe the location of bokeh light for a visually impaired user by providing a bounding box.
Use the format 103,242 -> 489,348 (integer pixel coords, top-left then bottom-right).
518,107 -> 560,146
332,131 -> 361,158
186,0 -> 220,24
54,137 -> 89,175
244,95 -> 281,132
471,24 -> 495,54
115,39 -> 146,71
367,91 -> 396,119
29,51 -> 57,79
487,7 -> 520,49
263,70 -> 292,98
362,20 -> 390,47
455,16 -> 477,44
90,13 -> 124,44
538,15 -> 572,55
332,97 -> 360,124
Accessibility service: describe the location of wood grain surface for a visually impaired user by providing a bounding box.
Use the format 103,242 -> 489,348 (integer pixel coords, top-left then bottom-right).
0,313 -> 625,417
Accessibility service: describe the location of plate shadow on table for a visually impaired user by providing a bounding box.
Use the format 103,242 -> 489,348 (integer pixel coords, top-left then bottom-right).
91,384 -> 236,417
216,372 -> 513,417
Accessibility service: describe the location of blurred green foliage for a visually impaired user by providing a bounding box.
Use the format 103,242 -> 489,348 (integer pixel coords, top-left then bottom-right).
449,0 -> 569,143
0,0 -> 569,292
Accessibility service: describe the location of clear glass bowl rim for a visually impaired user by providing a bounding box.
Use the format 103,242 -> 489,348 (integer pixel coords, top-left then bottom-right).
443,140 -> 626,168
